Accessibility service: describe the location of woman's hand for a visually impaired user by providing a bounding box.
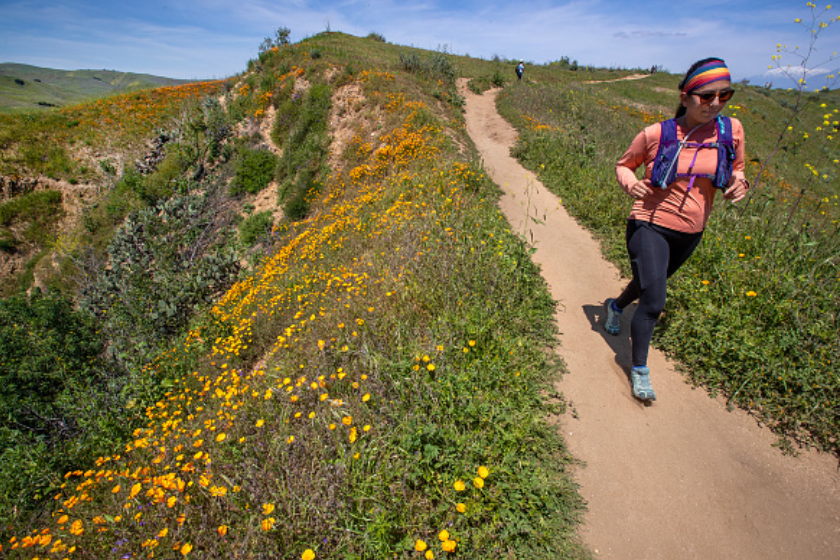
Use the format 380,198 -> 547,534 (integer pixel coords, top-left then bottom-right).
628,179 -> 653,199
723,173 -> 749,203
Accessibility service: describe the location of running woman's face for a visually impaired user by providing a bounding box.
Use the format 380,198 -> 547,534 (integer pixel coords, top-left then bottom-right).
680,80 -> 732,127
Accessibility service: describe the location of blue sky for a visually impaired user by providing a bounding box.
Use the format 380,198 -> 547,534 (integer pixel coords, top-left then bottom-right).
0,0 -> 838,87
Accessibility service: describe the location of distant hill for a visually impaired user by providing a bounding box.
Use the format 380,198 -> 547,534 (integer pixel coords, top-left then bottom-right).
743,66 -> 840,90
0,63 -> 198,113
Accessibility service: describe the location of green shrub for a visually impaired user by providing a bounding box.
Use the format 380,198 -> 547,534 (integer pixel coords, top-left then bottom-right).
271,83 -> 303,142
20,144 -> 76,180
137,150 -> 185,204
0,232 -> 15,253
105,170 -> 143,223
283,183 -> 313,220
274,82 -> 331,218
0,190 -> 64,250
258,26 -> 291,55
492,70 -> 506,87
80,194 -> 240,370
0,290 -> 102,437
399,51 -> 455,84
0,289 -> 129,522
425,52 -> 455,83
230,148 -> 278,195
239,210 -> 274,245
399,52 -> 423,74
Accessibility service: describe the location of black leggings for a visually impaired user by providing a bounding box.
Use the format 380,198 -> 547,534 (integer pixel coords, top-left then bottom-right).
614,220 -> 704,367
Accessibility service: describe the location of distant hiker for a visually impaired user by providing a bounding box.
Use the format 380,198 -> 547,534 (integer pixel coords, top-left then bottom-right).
516,60 -> 525,82
603,57 -> 749,403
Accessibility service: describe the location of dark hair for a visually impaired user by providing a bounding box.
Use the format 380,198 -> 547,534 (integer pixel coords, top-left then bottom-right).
675,57 -> 724,118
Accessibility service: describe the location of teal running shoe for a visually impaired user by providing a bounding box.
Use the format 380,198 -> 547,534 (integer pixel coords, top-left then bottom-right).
604,298 -> 622,335
631,366 -> 656,402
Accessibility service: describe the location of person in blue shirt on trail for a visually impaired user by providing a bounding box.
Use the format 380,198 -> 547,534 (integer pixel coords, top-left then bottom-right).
516,60 -> 525,82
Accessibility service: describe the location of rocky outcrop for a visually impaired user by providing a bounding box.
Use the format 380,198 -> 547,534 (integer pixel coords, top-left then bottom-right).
0,175 -> 39,200
135,133 -> 172,175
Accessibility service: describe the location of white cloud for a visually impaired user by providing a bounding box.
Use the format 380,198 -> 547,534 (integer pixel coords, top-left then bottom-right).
613,31 -> 688,39
1,0 -> 838,81
764,66 -> 832,78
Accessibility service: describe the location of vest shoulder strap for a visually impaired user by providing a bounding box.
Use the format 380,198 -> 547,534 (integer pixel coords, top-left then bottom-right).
650,119 -> 679,188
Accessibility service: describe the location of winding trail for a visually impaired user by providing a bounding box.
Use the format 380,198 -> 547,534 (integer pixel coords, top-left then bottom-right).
460,80 -> 840,559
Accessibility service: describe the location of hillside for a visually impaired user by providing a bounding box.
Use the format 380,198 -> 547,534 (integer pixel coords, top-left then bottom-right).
0,63 -> 197,113
0,27 -> 837,560
0,33 -> 590,559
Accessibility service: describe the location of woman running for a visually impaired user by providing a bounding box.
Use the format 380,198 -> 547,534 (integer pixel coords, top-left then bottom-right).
604,57 -> 749,402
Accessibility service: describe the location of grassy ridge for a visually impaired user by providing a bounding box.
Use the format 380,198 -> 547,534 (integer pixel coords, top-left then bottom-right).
496,66 -> 840,455
1,34 -> 589,559
0,63 -> 196,113
0,79 -> 229,182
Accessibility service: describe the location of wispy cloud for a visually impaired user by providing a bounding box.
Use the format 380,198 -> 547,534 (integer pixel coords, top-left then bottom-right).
0,0 -> 838,80
765,66 -> 833,78
613,31 -> 687,39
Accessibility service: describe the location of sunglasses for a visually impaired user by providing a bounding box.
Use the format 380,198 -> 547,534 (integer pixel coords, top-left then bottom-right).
691,88 -> 735,104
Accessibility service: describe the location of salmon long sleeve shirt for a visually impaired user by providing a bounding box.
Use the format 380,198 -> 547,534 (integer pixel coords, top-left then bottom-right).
615,117 -> 746,233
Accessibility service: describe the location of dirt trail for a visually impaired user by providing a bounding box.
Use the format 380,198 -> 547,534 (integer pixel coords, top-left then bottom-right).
459,80 -> 840,560
585,73 -> 650,84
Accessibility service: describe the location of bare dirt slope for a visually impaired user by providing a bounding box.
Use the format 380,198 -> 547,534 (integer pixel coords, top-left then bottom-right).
460,80 -> 840,560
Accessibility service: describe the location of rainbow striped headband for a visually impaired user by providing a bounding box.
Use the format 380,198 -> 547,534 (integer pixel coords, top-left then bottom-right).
682,59 -> 731,92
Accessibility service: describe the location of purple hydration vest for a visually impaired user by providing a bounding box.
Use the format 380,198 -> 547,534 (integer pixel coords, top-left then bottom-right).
649,116 -> 736,191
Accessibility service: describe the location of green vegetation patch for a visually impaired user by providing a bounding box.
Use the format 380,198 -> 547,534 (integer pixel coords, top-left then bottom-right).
0,189 -> 64,251
238,209 -> 274,245
0,290 -> 128,523
230,148 -> 278,195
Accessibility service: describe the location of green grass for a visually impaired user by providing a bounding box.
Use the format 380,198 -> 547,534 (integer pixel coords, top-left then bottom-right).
0,189 -> 64,246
